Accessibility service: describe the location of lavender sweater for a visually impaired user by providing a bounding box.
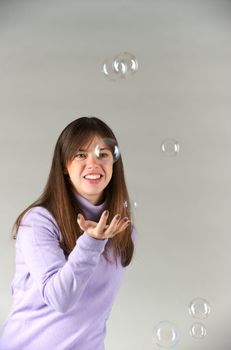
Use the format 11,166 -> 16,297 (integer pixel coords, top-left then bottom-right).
0,194 -> 136,350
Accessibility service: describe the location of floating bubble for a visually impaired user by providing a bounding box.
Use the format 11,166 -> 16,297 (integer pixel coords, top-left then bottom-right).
161,139 -> 180,156
190,322 -> 207,339
152,321 -> 180,348
113,52 -> 138,77
94,138 -> 120,163
123,200 -> 128,208
113,58 -> 127,75
189,298 -> 211,320
102,58 -> 122,81
102,52 -> 138,81
123,200 -> 138,209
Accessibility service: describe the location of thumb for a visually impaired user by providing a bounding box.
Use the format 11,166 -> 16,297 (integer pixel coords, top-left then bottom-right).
77,213 -> 87,231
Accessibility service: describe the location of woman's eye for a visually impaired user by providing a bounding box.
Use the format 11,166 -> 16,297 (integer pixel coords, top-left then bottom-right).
75,152 -> 87,159
99,152 -> 110,159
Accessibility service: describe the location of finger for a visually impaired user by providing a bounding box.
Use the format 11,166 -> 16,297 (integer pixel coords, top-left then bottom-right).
104,214 -> 121,235
116,219 -> 131,233
95,210 -> 109,235
78,217 -> 98,230
77,213 -> 88,231
117,217 -> 130,229
110,218 -> 131,237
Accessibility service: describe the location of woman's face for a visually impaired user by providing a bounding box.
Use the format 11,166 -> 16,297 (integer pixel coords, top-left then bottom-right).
65,136 -> 113,204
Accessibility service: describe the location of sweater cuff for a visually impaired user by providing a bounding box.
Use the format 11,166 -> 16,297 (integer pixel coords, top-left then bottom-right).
77,232 -> 108,252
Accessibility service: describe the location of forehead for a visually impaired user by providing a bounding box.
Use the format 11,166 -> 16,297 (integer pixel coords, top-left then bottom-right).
79,136 -> 107,150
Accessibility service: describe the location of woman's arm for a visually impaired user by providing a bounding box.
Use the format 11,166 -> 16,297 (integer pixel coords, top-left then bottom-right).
17,207 -> 108,313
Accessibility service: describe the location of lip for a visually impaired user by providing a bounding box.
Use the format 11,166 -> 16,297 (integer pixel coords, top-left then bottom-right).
82,173 -> 104,185
83,176 -> 103,185
83,173 -> 103,179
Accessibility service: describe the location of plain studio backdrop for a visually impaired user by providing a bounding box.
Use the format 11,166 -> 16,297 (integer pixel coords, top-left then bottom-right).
1,0 -> 231,349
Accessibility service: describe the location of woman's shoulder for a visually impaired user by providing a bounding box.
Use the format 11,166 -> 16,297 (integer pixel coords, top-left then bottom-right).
20,206 -> 59,231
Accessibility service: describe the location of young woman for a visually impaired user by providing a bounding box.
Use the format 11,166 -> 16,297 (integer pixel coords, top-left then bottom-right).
0,116 -> 136,350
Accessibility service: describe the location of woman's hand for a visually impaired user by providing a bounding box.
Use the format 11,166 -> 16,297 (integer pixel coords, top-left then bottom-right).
77,210 -> 130,240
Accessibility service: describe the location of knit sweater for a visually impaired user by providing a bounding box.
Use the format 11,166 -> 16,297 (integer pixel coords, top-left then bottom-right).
0,194 -> 136,350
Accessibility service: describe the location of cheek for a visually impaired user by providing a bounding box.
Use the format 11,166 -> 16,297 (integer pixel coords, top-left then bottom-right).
66,162 -> 82,180
106,165 -> 113,180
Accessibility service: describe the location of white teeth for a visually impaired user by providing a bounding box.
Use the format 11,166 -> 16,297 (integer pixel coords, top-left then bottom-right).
84,174 -> 101,180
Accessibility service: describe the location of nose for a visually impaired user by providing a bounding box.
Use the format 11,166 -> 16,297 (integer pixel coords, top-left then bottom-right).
85,152 -> 100,169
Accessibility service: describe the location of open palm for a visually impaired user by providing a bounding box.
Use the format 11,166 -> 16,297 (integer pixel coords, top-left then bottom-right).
77,210 -> 130,240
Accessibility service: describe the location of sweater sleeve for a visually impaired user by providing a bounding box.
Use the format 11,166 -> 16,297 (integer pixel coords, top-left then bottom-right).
17,207 -> 108,314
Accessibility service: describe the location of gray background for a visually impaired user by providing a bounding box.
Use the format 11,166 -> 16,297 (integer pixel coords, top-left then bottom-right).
1,0 -> 231,349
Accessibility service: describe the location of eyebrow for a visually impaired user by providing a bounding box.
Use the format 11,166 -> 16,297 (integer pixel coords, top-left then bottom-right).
78,146 -> 110,151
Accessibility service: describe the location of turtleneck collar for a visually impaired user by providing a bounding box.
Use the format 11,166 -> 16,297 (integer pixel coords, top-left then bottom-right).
74,192 -> 106,222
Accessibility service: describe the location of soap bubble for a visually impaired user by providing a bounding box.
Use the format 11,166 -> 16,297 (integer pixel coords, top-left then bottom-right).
113,52 -> 138,77
123,200 -> 128,208
102,52 -> 138,81
161,139 -> 180,156
123,200 -> 138,209
94,138 -> 120,163
189,298 -> 211,320
190,322 -> 207,339
152,321 -> 180,348
102,58 -> 121,81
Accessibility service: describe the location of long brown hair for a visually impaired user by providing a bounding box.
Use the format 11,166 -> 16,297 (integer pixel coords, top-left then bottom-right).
13,117 -> 134,267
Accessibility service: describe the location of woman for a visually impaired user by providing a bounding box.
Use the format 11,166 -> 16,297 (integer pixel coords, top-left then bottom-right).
0,116 -> 136,350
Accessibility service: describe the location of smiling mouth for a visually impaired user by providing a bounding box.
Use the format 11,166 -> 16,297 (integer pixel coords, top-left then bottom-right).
84,174 -> 103,180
